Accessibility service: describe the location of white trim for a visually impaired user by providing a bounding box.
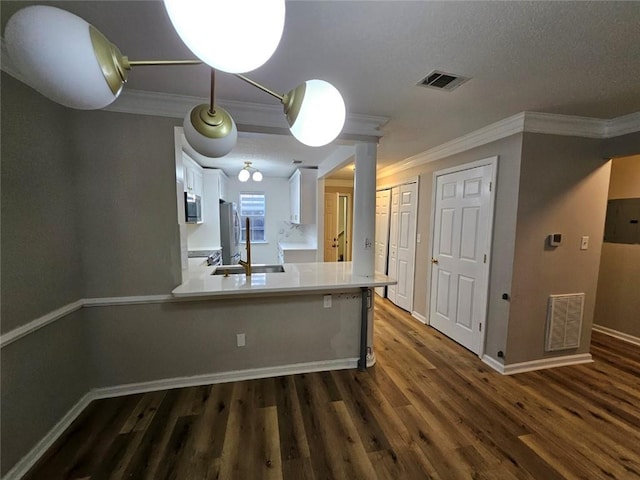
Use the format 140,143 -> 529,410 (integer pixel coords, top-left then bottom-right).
481,354 -> 505,374
483,353 -> 593,375
82,294 -> 175,307
592,324 -> 640,347
1,357 -> 358,480
0,295 -> 178,348
604,112 -> 640,138
1,392 -> 94,480
0,300 -> 83,348
376,175 -> 420,192
522,111 -> 605,138
105,89 -> 387,139
92,358 -> 358,399
377,111 -> 640,178
411,311 -> 427,324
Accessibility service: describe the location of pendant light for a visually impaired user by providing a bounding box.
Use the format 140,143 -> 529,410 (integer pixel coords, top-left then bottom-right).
163,0 -> 285,74
4,6 -> 127,109
234,75 -> 346,147
183,70 -> 238,158
238,162 -> 262,182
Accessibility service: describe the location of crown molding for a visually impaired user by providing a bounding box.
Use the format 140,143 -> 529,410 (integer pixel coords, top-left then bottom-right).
377,112 -> 526,178
377,110 -> 640,178
605,111 -> 640,138
105,89 -> 387,139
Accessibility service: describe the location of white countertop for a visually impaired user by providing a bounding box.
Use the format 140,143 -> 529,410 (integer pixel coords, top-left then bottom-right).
172,261 -> 395,298
278,241 -> 317,251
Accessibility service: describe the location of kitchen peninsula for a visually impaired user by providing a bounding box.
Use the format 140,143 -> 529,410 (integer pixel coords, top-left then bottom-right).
172,261 -> 395,372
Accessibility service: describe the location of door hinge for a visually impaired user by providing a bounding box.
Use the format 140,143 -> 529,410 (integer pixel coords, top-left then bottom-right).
479,323 -> 482,332
489,182 -> 492,192
483,254 -> 487,263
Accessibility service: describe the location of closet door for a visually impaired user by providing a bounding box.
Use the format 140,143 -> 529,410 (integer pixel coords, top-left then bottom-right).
386,187 -> 400,303
387,182 -> 418,312
375,189 -> 392,297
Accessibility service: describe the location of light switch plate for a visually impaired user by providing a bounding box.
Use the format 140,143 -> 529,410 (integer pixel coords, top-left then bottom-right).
580,236 -> 589,250
236,333 -> 246,347
323,295 -> 332,308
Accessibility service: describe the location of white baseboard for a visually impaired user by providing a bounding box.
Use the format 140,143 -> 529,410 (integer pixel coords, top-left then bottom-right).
481,354 -> 505,373
411,311 -> 427,324
482,353 -> 593,375
92,358 -> 359,399
1,358 -> 358,479
592,324 -> 640,347
2,392 -> 94,480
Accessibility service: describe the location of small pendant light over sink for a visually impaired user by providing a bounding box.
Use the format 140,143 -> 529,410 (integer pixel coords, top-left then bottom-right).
238,162 -> 262,182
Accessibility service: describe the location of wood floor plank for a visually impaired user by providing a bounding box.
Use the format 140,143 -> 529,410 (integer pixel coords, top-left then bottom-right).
22,298 -> 640,480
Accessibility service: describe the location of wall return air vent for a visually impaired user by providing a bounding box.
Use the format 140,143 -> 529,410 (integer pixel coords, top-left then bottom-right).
418,70 -> 470,92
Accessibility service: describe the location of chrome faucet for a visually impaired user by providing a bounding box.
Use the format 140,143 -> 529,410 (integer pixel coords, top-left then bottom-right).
238,216 -> 252,276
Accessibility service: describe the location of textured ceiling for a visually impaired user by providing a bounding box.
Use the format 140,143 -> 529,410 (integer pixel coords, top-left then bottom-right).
2,1 -> 640,178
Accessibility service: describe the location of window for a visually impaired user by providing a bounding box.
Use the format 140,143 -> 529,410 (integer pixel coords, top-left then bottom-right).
239,192 -> 266,242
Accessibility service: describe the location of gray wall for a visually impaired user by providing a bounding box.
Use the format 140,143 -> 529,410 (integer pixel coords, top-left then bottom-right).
87,293 -> 361,389
507,134 -> 611,364
1,73 -> 83,333
377,134 -> 523,363
71,110 -> 183,297
1,74 -> 91,476
594,155 -> 640,337
0,311 -> 90,476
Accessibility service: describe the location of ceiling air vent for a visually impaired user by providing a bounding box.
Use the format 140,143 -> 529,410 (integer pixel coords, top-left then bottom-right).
418,70 -> 470,92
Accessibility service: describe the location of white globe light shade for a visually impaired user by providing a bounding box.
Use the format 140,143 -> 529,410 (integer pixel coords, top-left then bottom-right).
163,0 -> 285,74
183,105 -> 238,158
238,169 -> 251,182
5,6 -> 119,110
252,170 -> 263,182
289,80 -> 346,147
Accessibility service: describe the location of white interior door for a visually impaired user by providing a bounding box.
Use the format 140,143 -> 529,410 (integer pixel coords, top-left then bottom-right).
392,183 -> 418,311
386,187 -> 400,303
375,189 -> 392,297
429,162 -> 494,355
324,192 -> 339,261
386,183 -> 418,311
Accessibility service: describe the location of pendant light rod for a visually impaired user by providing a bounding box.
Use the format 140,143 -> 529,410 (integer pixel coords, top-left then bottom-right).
127,59 -> 203,67
234,74 -> 284,102
209,68 -> 216,115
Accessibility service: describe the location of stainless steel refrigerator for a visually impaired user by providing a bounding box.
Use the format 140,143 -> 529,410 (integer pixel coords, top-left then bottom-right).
220,201 -> 241,265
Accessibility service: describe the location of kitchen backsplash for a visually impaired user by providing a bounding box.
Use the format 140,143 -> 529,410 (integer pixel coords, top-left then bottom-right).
277,221 -> 316,244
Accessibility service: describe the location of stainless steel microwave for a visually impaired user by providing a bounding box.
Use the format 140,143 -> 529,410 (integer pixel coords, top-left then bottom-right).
185,192 -> 202,223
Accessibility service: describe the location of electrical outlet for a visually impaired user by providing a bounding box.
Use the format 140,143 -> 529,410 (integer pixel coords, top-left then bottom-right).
323,295 -> 332,308
236,333 -> 246,347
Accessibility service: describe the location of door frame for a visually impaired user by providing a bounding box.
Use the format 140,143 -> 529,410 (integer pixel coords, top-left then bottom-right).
427,156 -> 498,358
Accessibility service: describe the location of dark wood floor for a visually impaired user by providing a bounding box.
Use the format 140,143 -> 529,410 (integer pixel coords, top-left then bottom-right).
24,298 -> 640,479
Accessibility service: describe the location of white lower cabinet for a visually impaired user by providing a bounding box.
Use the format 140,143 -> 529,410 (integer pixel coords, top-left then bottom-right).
278,243 -> 317,264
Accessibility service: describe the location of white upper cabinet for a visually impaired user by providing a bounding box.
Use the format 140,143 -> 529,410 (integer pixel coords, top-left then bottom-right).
289,168 -> 317,224
183,155 -> 204,197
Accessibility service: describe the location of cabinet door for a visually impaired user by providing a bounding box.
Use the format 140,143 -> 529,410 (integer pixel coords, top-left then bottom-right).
289,171 -> 300,223
193,168 -> 204,197
298,169 -> 317,224
218,173 -> 228,201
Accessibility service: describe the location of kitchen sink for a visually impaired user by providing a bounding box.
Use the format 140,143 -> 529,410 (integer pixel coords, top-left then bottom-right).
212,264 -> 285,275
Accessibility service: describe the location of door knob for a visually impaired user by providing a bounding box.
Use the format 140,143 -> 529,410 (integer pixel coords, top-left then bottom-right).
431,258 -> 439,264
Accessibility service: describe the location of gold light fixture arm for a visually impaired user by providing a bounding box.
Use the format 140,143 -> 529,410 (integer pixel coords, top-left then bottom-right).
127,59 -> 203,67
234,74 -> 284,102
233,74 -> 306,128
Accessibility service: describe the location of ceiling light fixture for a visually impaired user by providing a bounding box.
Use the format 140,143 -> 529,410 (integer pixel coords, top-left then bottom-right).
4,3 -> 346,158
238,161 -> 262,182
